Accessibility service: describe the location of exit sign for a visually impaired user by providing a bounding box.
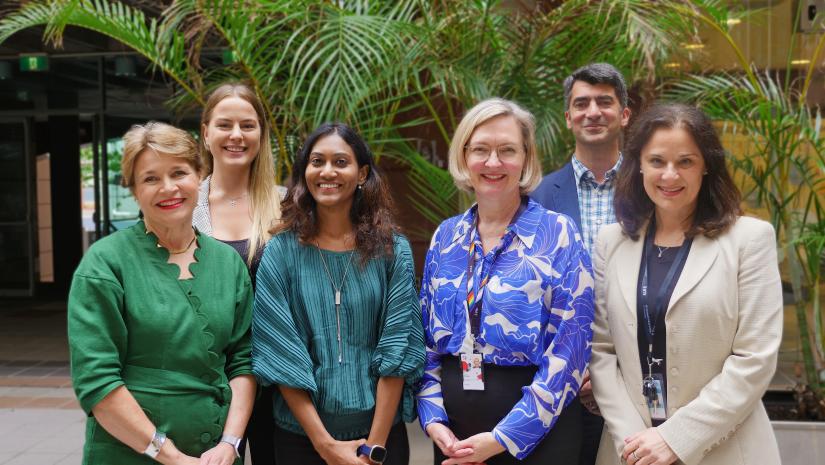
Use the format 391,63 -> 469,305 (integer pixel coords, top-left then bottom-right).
19,54 -> 49,72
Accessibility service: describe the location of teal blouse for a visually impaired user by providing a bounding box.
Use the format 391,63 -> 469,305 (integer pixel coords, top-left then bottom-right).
68,221 -> 252,464
252,231 -> 425,439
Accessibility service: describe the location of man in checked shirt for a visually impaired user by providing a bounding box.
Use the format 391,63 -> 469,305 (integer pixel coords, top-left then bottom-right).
530,62 -> 631,465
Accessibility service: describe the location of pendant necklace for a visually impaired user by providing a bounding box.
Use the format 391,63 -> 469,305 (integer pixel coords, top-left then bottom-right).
147,227 -> 197,254
316,244 -> 356,364
655,245 -> 669,258
227,193 -> 248,208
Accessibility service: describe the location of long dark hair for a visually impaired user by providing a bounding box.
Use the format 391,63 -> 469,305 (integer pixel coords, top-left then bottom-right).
276,123 -> 398,264
615,103 -> 741,240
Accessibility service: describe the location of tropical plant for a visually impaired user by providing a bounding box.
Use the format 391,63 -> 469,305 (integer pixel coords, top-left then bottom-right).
0,0 -> 698,238
668,0 -> 825,417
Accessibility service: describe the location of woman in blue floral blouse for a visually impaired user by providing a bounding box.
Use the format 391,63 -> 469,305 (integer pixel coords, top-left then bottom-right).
416,98 -> 595,465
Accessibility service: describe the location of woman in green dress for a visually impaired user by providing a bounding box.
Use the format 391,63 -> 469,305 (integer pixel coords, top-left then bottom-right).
253,122 -> 425,465
68,122 -> 255,465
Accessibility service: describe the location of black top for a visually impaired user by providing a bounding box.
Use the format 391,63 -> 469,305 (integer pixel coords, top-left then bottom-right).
636,242 -> 691,424
219,238 -> 264,289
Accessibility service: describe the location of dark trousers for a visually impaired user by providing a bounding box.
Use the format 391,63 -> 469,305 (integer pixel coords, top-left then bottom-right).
243,385 -> 277,464
435,355 -> 582,465
274,421 -> 409,465
578,408 -> 604,465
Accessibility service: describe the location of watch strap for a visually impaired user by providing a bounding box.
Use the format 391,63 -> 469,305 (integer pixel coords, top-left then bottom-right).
220,434 -> 242,459
143,430 -> 167,458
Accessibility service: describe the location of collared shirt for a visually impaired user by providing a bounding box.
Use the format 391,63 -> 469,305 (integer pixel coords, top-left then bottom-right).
571,154 -> 622,255
416,197 -> 594,459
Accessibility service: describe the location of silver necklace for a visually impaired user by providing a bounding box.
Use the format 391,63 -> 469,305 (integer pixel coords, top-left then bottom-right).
656,245 -> 670,258
316,244 -> 356,364
227,193 -> 248,207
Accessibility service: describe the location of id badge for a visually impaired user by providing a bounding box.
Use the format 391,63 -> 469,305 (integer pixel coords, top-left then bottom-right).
643,374 -> 667,421
460,353 -> 485,391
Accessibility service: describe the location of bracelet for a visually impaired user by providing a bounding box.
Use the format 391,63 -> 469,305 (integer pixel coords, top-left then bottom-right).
143,430 -> 167,459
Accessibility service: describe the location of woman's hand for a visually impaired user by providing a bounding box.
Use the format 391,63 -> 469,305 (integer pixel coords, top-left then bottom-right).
197,442 -> 238,465
441,432 -> 504,465
317,437 -> 367,465
622,428 -> 678,465
425,423 -> 473,459
579,370 -> 601,415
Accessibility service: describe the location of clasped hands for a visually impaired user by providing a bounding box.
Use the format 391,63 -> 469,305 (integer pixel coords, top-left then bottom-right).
622,428 -> 678,465
426,422 -> 505,465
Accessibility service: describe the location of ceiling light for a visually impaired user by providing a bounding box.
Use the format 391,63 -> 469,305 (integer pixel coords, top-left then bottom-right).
683,43 -> 705,50
726,18 -> 742,26
791,59 -> 811,65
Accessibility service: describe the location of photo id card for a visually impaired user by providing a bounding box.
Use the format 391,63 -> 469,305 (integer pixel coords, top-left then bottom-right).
644,374 -> 667,421
460,353 -> 485,391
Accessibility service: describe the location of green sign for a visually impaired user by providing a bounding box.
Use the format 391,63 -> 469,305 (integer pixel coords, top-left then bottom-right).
19,54 -> 49,72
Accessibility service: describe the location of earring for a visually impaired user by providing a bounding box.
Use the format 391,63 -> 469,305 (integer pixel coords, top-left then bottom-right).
357,184 -> 363,190
639,170 -> 643,174
703,171 -> 708,175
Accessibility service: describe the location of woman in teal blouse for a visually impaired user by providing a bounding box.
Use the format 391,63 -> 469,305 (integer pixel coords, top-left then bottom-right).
68,122 -> 255,465
253,123 -> 425,465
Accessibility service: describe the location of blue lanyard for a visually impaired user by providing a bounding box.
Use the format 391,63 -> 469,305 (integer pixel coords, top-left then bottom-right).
640,223 -> 691,362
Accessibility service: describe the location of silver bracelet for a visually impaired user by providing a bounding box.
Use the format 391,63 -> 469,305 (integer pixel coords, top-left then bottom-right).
143,430 -> 167,459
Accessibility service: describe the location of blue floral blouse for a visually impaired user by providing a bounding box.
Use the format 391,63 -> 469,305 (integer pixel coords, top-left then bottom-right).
416,197 -> 595,459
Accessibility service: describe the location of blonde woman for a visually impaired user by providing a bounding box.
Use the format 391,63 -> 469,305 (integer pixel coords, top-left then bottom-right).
69,122 -> 254,465
193,83 -> 283,463
416,98 -> 594,465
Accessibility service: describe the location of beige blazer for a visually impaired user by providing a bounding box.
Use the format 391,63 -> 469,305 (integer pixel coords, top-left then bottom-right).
590,217 -> 783,465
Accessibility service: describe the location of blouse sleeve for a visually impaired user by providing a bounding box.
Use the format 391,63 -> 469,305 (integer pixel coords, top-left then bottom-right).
252,236 -> 317,392
68,261 -> 127,415
415,225 -> 450,432
224,259 -> 253,379
492,216 -> 595,459
656,221 -> 782,465
369,235 -> 425,380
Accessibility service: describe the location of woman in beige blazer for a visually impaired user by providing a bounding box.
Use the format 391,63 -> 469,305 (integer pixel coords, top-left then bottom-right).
590,103 -> 782,465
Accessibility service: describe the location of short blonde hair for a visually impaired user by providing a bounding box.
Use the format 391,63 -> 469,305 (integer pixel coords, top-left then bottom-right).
121,121 -> 200,189
448,98 -> 542,194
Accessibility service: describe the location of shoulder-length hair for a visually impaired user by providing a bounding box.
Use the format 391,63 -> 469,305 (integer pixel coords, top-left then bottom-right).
200,82 -> 281,264
615,102 -> 741,240
448,98 -> 542,194
276,123 -> 398,265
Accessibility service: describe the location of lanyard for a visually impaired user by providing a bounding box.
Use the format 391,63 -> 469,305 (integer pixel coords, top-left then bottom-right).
465,199 -> 527,339
639,223 -> 691,366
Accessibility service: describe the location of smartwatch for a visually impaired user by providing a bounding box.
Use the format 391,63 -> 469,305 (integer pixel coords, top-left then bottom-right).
220,434 -> 242,459
357,444 -> 387,464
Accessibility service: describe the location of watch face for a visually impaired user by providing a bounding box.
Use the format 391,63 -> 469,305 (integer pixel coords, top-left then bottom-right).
369,446 -> 387,463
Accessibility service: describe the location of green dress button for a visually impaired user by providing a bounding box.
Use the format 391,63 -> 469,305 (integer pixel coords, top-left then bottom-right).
200,432 -> 211,443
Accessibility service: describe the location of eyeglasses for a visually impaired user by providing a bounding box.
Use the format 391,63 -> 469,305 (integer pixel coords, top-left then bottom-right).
464,144 -> 523,161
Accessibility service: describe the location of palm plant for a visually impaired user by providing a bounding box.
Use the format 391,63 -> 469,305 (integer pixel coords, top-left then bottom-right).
0,0 -> 694,239
668,0 -> 825,416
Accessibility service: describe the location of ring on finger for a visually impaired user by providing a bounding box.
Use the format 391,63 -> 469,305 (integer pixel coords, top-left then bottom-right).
632,450 -> 639,460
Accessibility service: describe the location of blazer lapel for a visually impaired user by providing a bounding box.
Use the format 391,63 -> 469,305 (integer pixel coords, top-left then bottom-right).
552,163 -> 582,228
615,234 -> 644,320
667,234 -> 719,314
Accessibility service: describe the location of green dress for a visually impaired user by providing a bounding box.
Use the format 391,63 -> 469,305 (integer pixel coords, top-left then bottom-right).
68,221 -> 252,464
252,231 -> 425,439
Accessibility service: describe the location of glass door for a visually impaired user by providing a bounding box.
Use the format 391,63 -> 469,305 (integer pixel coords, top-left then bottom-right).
0,118 -> 33,296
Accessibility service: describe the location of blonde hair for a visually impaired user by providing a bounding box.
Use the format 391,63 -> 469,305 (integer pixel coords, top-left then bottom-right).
121,121 -> 200,189
448,98 -> 542,194
200,82 -> 281,264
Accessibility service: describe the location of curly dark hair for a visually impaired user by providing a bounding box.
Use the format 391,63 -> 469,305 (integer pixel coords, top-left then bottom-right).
615,103 -> 741,240
275,122 -> 398,265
